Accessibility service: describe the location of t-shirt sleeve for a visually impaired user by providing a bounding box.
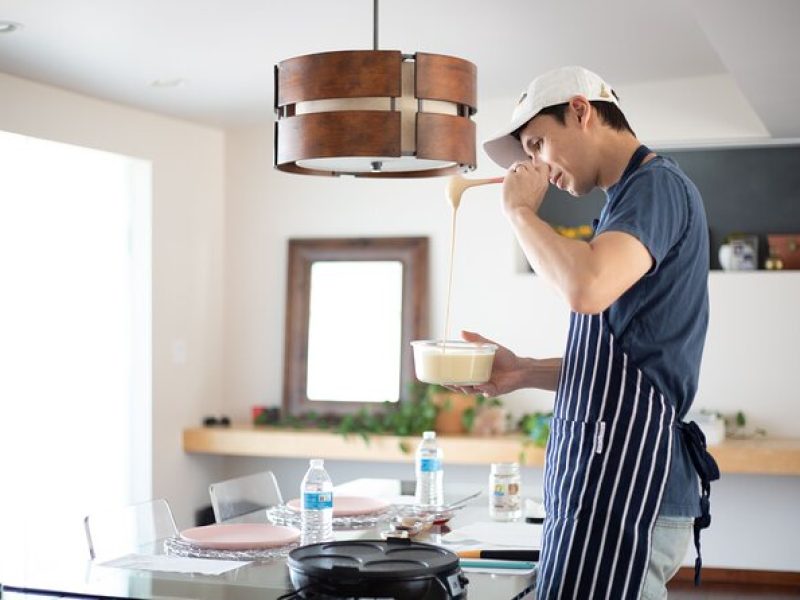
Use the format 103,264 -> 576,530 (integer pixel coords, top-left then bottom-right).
595,168 -> 689,276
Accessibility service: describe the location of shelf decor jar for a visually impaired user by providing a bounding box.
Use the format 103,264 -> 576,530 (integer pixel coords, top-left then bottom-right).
767,234 -> 800,269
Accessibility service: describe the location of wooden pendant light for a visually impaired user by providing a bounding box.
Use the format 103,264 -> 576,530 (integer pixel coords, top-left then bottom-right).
273,3 -> 477,178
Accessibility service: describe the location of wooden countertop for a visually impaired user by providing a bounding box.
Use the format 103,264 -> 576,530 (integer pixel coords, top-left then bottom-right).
182,426 -> 800,476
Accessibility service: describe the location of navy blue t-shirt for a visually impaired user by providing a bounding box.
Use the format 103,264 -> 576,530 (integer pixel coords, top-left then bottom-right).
595,155 -> 709,517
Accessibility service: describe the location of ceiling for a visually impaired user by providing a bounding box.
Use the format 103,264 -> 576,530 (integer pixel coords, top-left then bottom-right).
0,0 -> 797,136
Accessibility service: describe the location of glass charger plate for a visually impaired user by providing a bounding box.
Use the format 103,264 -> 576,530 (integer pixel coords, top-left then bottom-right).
164,535 -> 298,561
266,503 -> 398,530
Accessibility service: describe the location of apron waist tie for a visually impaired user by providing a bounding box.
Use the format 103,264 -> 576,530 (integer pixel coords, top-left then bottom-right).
678,421 -> 721,586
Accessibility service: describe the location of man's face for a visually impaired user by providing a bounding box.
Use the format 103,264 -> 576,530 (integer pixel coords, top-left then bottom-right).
518,104 -> 595,197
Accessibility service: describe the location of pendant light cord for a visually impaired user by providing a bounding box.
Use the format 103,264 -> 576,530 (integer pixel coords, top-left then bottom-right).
373,0 -> 379,50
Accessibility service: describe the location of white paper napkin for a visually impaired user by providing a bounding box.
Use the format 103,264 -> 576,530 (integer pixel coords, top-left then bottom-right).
102,554 -> 249,575
445,521 -> 542,548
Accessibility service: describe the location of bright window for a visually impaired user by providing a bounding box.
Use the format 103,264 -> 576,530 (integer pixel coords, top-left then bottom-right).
0,130 -> 152,572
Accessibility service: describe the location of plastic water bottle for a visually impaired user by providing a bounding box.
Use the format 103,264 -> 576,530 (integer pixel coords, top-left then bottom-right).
415,431 -> 444,507
300,458 -> 334,545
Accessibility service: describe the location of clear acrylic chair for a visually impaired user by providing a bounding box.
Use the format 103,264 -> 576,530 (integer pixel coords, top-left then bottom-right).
83,498 -> 179,561
209,470 -> 284,523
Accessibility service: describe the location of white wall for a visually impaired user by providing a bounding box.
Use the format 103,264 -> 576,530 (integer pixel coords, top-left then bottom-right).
222,73 -> 799,571
0,72 -> 227,529
619,73 -> 770,144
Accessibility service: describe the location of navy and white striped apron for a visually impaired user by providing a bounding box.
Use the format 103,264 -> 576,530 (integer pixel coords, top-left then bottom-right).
536,311 -> 675,599
536,145 -> 677,599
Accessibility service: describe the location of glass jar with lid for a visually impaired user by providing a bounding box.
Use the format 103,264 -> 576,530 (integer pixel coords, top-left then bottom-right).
489,462 -> 521,521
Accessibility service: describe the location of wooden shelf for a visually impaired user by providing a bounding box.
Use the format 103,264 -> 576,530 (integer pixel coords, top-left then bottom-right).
183,426 -> 546,465
183,426 -> 800,476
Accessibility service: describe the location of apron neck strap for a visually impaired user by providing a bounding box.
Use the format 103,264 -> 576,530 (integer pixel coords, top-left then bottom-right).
618,144 -> 652,186
599,144 -> 653,320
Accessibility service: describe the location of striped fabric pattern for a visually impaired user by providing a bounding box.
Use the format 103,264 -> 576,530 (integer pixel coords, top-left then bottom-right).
536,312 -> 675,600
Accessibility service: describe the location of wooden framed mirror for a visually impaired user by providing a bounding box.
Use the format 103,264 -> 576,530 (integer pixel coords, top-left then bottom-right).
283,237 -> 428,416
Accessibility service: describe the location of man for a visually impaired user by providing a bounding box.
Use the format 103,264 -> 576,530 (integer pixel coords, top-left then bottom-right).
465,66 -> 719,599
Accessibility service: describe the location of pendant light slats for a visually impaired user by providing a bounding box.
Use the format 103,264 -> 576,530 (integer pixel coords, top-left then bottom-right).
277,50 -> 402,106
276,111 -> 401,165
415,53 -> 477,113
416,113 -> 476,167
274,47 -> 477,176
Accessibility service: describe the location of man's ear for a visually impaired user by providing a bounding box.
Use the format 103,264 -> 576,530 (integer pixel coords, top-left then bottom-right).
569,96 -> 591,128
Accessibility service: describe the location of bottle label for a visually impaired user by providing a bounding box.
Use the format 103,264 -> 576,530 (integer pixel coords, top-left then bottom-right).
420,457 -> 441,472
491,481 -> 521,510
303,491 -> 333,510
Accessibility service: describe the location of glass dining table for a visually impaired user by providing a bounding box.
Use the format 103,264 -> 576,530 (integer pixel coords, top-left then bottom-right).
0,478 -> 537,599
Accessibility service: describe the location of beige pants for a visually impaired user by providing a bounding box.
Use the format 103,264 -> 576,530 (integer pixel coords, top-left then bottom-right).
641,516 -> 694,599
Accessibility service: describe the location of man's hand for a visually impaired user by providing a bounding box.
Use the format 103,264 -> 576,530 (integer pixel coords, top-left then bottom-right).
445,331 -> 564,395
446,330 -> 528,397
502,159 -> 550,219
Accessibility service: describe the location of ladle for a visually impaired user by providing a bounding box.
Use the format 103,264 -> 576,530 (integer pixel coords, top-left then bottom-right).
446,173 -> 505,210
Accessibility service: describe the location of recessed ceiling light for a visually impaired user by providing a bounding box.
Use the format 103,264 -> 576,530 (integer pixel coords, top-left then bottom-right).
149,78 -> 187,89
0,21 -> 23,34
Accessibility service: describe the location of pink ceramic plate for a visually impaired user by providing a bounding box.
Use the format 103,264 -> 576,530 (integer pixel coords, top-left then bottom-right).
179,523 -> 300,550
286,495 -> 391,517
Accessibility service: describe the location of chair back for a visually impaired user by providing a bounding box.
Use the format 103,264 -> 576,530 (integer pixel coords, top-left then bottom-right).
83,498 -> 178,561
209,470 -> 283,523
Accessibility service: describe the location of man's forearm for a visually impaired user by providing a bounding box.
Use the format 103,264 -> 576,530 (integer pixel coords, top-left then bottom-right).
519,356 -> 563,392
508,206 -> 595,309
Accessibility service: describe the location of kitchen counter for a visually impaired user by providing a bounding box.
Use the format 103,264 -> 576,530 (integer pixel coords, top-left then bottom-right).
183,426 -> 800,476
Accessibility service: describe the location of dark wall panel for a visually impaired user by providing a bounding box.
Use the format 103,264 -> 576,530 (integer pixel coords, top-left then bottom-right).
537,144 -> 800,269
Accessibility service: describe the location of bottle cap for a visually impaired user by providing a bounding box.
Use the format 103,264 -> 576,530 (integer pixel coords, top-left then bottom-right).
423,431 -> 436,440
491,462 -> 519,475
310,458 -> 324,468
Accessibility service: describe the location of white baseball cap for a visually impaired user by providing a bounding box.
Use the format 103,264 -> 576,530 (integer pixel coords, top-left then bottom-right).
483,66 -> 620,168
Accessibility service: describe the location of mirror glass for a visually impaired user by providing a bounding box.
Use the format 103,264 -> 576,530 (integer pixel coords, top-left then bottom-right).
307,261 -> 403,402
283,237 -> 428,416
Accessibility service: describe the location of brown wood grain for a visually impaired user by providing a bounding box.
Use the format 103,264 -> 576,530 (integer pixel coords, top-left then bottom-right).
415,52 -> 477,112
183,427 -> 547,464
276,51 -> 402,106
709,437 -> 800,475
671,566 -> 800,587
275,111 -> 401,167
416,112 -> 476,168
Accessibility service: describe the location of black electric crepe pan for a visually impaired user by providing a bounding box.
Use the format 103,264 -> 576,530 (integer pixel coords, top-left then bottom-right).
286,538 -> 468,599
